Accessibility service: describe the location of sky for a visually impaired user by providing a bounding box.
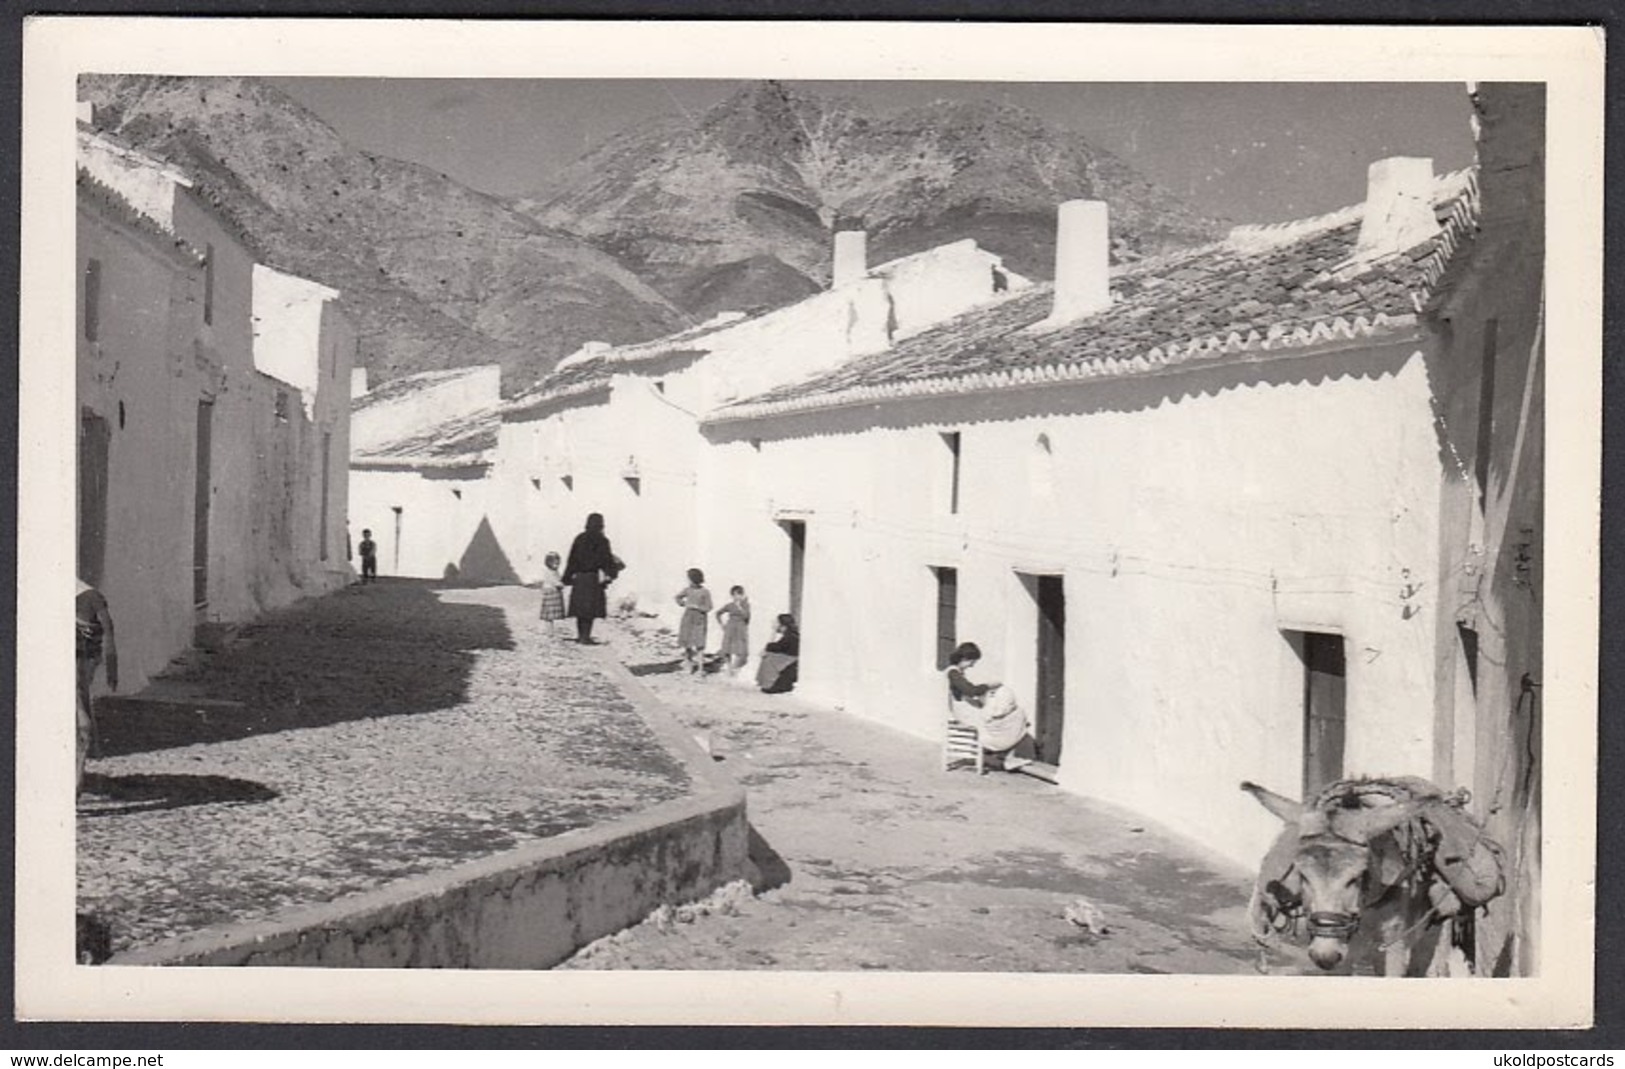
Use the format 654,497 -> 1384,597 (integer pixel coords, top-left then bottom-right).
264,78 -> 1477,224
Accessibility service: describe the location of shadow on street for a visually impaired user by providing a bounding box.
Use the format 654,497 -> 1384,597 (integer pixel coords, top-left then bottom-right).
79,771 -> 280,816
96,580 -> 513,756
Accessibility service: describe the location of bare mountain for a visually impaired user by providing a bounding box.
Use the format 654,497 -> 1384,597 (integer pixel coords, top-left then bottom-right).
78,75 -> 689,394
518,82 -> 1225,318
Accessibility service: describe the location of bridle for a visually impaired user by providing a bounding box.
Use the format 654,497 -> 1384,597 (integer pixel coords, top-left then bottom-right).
1277,828 -> 1433,945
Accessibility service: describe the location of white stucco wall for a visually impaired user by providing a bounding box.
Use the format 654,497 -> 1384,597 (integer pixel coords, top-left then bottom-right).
697,340 -> 1444,869
351,366 -> 503,455
348,467 -> 504,582
77,129 -> 191,234
484,238 -> 1025,608
252,264 -> 339,419
77,201 -> 206,693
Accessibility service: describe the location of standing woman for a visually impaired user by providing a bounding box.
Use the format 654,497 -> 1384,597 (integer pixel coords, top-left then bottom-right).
563,513 -> 622,644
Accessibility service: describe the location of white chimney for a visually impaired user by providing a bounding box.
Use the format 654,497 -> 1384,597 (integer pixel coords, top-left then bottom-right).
1355,156 -> 1438,259
832,230 -> 867,289
1048,199 -> 1112,324
351,366 -> 369,397
77,101 -> 94,125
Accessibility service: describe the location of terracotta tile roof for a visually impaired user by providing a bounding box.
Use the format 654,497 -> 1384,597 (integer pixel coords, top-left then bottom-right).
706,170 -> 1478,425
504,314 -> 745,415
77,170 -> 206,267
351,406 -> 502,471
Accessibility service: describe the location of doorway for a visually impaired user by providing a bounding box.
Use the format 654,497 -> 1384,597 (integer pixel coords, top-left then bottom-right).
1034,574 -> 1066,765
1016,571 -> 1067,766
1289,630 -> 1347,797
780,519 -> 806,623
78,408 -> 111,586
193,399 -> 214,610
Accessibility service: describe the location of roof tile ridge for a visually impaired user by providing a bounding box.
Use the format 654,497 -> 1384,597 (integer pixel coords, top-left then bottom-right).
76,168 -> 205,260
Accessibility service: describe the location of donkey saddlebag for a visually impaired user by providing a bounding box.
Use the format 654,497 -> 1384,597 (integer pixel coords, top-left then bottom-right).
1420,800 -> 1506,909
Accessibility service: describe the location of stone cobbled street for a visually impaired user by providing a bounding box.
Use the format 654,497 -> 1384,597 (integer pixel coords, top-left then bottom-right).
79,581 -> 1273,972
563,615 -> 1266,975
77,580 -> 690,956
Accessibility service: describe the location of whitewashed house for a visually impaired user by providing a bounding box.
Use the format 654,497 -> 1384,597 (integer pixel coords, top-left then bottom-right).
488,235 -> 1029,612
348,366 -> 509,581
76,122 -> 354,692
699,158 -> 1496,871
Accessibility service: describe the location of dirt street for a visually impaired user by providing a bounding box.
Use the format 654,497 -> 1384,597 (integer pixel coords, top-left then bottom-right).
564,615 -> 1266,974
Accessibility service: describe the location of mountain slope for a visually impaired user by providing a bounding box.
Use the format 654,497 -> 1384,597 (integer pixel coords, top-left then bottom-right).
519,82 -> 1225,316
78,75 -> 689,393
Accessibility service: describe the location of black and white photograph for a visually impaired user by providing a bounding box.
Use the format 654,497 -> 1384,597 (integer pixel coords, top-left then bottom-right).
16,18 -> 1603,1028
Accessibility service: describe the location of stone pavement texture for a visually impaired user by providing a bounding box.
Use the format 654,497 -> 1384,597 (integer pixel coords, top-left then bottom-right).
79,580 -> 1270,973
564,616 -> 1264,974
77,581 -> 691,955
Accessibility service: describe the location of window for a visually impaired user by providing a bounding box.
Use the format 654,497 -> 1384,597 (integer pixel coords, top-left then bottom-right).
83,258 -> 102,341
940,431 -> 962,514
932,566 -> 958,669
203,243 -> 216,326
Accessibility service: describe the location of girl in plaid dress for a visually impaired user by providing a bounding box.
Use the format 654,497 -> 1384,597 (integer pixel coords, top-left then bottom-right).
537,551 -> 567,635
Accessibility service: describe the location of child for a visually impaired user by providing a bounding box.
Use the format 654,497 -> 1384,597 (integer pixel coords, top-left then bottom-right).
359,529 -> 378,583
537,551 -> 567,636
716,585 -> 751,675
675,568 -> 712,675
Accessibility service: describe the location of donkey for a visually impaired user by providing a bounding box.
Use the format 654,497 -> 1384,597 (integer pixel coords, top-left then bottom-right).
1242,779 -> 1448,976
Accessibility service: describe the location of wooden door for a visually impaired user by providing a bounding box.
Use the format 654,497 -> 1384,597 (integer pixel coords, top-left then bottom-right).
1301,631 -> 1347,797
78,409 -> 110,585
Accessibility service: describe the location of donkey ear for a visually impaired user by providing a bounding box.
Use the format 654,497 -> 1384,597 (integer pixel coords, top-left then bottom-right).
1241,781 -> 1303,823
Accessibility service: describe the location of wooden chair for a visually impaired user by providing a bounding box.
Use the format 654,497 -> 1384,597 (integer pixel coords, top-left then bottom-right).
944,689 -> 986,774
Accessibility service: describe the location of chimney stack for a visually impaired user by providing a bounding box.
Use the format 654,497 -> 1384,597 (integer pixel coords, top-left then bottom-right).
832,229 -> 868,289
351,366 -> 369,398
1355,156 -> 1438,259
77,101 -> 94,125
1049,200 -> 1111,324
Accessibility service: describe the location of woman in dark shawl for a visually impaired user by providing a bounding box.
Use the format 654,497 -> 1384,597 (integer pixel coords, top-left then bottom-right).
562,512 -> 622,644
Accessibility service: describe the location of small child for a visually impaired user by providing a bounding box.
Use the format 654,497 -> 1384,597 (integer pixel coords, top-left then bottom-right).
537,551 -> 567,636
359,529 -> 378,583
675,568 -> 712,675
716,585 -> 751,675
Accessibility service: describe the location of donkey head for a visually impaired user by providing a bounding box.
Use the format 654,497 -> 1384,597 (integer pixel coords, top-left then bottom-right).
1242,781 -> 1419,970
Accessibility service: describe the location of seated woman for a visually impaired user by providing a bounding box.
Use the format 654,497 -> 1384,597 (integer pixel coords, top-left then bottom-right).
944,641 -> 1036,772
756,613 -> 800,693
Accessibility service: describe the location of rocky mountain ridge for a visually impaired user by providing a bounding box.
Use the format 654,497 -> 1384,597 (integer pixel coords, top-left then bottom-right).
79,76 -> 1225,395
79,74 -> 689,394
520,81 -> 1225,320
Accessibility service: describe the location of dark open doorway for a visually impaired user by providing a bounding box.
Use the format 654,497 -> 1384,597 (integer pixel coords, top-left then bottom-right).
1288,630 -> 1347,797
1017,572 -> 1067,767
780,519 -> 806,624
192,399 -> 214,610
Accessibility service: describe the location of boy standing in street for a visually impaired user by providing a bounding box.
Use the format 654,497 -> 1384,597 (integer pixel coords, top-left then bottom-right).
359,528 -> 378,583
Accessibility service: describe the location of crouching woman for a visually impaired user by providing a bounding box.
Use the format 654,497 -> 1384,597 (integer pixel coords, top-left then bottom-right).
945,641 -> 1037,772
